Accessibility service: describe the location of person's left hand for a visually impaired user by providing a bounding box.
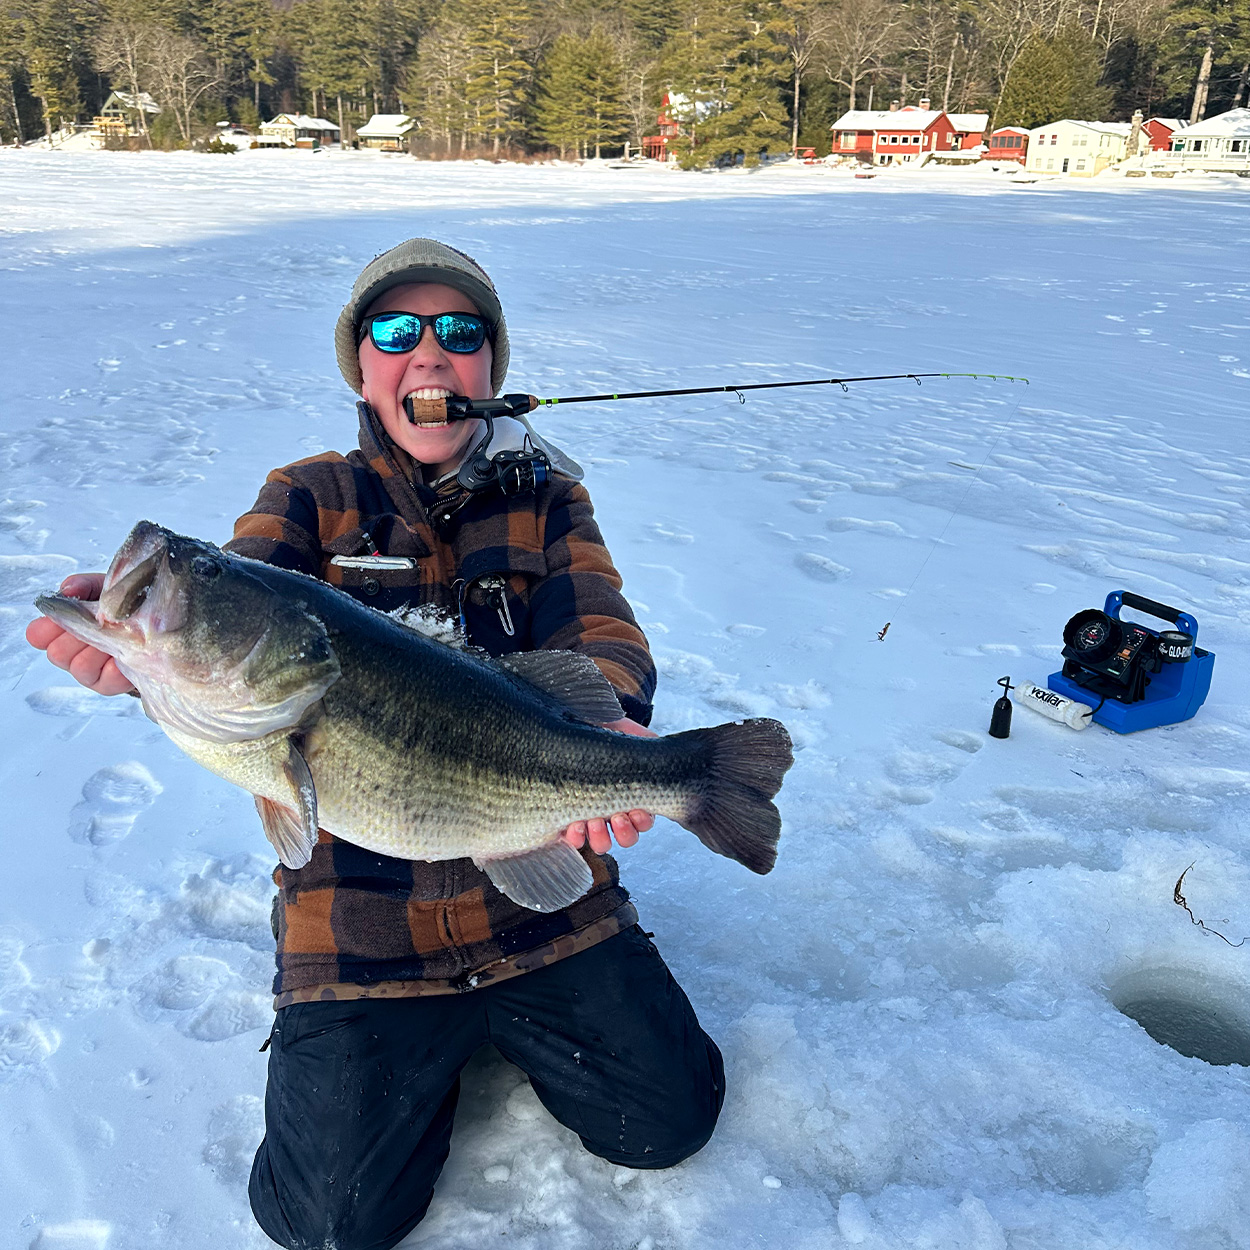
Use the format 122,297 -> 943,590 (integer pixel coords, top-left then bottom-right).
562,717 -> 657,854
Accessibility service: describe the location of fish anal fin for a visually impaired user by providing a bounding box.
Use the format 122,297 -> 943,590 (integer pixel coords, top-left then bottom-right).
474,840 -> 595,913
496,651 -> 624,725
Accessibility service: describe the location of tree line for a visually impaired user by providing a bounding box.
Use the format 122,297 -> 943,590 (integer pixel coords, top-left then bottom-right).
2,0 -> 1248,163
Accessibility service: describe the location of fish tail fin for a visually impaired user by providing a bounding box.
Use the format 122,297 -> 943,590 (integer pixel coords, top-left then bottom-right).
674,718 -> 793,874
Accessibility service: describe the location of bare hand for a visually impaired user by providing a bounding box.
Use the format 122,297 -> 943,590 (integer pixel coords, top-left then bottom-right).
25,573 -> 136,696
562,716 -> 657,854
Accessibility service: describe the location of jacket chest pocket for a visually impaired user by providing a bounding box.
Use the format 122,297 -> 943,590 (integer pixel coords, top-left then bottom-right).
457,551 -> 548,655
321,523 -> 433,613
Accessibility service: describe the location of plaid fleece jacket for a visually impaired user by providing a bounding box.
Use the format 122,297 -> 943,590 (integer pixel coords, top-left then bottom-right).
225,403 -> 656,998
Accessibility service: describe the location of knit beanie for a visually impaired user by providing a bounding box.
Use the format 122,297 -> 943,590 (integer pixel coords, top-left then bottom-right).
335,238 -> 509,395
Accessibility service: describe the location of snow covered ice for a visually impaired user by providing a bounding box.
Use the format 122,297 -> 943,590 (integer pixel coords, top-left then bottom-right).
2,150 -> 1250,1249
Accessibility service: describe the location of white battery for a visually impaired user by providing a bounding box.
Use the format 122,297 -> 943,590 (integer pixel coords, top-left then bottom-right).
1014,681 -> 1096,730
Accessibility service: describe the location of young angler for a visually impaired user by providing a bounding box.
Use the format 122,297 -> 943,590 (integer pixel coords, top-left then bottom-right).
27,239 -> 725,1250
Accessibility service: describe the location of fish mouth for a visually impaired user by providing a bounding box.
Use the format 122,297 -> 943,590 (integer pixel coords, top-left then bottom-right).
99,521 -> 172,625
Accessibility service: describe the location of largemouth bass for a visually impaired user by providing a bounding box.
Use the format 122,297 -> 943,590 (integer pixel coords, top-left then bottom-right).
35,522 -> 793,912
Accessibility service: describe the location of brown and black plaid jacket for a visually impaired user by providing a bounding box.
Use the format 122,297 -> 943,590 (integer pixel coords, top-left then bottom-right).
225,403 -> 656,1001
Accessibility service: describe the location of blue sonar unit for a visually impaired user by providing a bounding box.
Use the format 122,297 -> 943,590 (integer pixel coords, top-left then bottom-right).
1047,591 -> 1214,734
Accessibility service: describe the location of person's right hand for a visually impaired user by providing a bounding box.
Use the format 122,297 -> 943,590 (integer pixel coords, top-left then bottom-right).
25,573 -> 135,696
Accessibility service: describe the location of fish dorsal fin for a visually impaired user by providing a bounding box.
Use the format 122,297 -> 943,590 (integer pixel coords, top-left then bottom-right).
254,739 -> 319,868
496,651 -> 624,724
474,841 -> 595,913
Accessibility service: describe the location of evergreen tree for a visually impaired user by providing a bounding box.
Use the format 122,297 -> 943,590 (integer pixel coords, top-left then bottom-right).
0,7 -> 28,142
533,28 -> 629,157
1168,0 -> 1242,119
411,13 -> 473,152
462,0 -> 533,154
664,0 -> 789,167
24,0 -> 101,136
994,25 -> 1112,128
695,6 -> 790,165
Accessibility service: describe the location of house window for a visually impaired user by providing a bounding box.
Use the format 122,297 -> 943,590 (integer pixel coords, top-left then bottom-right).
1076,159 -> 1086,170
1192,139 -> 1204,152
1062,157 -> 1069,172
1050,134 -> 1058,145
839,132 -> 855,149
1046,158 -> 1055,169
1233,139 -> 1245,153
888,135 -> 899,144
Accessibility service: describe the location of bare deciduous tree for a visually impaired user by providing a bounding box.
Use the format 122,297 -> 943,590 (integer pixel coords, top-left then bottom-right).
823,0 -> 904,110
95,19 -> 156,146
779,0 -> 836,148
146,29 -> 223,144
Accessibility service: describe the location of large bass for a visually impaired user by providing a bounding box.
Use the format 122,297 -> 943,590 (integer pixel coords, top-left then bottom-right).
36,522 -> 793,912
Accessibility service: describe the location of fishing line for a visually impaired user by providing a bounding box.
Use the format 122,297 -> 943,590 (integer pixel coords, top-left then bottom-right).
875,385 -> 1031,642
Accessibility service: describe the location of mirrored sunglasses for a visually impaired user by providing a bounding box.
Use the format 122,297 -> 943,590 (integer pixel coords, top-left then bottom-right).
358,311 -> 491,355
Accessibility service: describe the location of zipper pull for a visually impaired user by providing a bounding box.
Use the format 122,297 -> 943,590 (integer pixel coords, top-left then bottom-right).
480,575 -> 515,637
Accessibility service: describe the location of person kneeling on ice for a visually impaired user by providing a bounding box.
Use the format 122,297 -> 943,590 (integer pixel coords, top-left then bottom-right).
27,239 -> 726,1250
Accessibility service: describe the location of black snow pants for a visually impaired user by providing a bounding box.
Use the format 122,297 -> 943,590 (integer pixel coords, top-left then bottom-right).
248,926 -> 725,1250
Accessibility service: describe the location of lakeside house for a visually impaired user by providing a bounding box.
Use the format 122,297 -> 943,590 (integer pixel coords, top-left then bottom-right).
1149,108 -> 1250,174
831,102 -> 986,166
357,114 -> 416,151
1026,120 -> 1131,175
93,91 -> 161,140
982,126 -> 1030,164
642,94 -> 681,161
1143,117 -> 1187,153
259,114 -> 341,149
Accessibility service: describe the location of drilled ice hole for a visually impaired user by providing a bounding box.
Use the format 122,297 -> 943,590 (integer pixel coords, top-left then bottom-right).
1110,966 -> 1250,1067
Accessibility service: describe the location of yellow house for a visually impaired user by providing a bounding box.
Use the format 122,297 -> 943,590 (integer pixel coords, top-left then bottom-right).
1025,120 -> 1131,176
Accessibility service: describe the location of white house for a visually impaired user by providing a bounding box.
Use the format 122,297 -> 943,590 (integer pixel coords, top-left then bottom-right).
1151,108 -> 1250,174
1025,120 -> 1131,176
260,114 -> 341,148
356,114 -> 415,151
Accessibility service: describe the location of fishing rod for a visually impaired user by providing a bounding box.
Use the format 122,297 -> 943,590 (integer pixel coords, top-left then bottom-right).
403,371 -> 1028,426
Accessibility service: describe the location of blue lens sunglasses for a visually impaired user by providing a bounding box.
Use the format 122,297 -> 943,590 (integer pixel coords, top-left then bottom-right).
358,311 -> 491,355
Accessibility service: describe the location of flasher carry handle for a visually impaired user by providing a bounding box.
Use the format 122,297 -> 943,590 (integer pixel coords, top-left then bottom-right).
1107,591 -> 1198,641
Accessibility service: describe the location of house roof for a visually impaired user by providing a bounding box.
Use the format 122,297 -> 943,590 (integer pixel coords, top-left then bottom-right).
991,126 -> 1030,136
105,90 -> 161,114
265,114 -> 341,131
832,109 -> 943,132
1146,117 -> 1187,131
1182,107 -> 1250,138
357,114 -> 415,136
1029,120 -> 1132,136
949,113 -> 989,132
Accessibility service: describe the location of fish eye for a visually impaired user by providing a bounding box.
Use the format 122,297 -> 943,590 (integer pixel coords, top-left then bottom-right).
191,556 -> 221,580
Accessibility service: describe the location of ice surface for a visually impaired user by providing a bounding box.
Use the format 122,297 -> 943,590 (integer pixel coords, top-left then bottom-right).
1,150 -> 1249,1249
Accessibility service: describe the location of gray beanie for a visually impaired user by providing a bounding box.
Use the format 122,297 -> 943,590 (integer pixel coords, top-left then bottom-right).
335,238 -> 510,395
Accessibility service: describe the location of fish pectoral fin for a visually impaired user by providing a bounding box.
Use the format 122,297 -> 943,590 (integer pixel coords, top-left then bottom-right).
255,796 -> 316,868
496,651 -> 624,725
474,841 -> 595,913
255,739 -> 319,869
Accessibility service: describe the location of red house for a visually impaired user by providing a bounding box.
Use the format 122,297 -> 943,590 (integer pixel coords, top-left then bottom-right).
1144,117 -> 1187,153
982,126 -> 1030,163
642,94 -> 680,161
830,102 -> 978,166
